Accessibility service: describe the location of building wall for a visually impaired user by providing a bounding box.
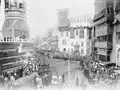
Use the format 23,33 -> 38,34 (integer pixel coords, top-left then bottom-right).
111,0 -> 120,65
58,26 -> 91,56
93,0 -> 114,62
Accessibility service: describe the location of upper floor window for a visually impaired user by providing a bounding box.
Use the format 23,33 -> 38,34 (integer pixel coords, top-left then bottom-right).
117,32 -> 120,40
79,28 -> 84,38
66,31 -> 69,36
115,1 -> 120,14
81,42 -> 84,47
61,32 -> 63,37
97,35 -> 107,42
76,30 -> 79,36
81,49 -> 84,54
71,42 -> 74,46
70,30 -> 75,39
62,39 -> 67,45
63,48 -> 66,52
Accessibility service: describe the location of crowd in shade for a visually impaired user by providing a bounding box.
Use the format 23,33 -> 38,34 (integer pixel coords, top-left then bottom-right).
79,55 -> 120,86
0,55 -> 38,87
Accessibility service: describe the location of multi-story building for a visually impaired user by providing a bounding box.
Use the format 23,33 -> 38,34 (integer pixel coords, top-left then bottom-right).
58,12 -> 92,56
46,27 -> 59,50
111,0 -> 120,65
57,8 -> 70,53
93,0 -> 114,62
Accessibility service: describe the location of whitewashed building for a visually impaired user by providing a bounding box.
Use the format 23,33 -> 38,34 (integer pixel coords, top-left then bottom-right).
58,16 -> 92,56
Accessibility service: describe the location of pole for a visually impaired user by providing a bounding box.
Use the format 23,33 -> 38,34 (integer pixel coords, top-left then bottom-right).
68,58 -> 70,86
12,28 -> 14,38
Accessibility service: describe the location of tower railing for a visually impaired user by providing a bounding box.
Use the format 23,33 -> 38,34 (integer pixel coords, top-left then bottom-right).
0,37 -> 33,43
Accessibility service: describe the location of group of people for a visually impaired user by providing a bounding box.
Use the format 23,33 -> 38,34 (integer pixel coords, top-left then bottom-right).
0,66 -> 24,85
79,55 -> 120,85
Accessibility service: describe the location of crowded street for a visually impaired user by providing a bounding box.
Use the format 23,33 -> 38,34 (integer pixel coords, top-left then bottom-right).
1,0 -> 120,90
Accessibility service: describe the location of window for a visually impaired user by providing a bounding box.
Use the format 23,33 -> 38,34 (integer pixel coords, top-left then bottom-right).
117,32 -> 120,40
5,0 -> 9,8
70,30 -> 75,39
97,35 -> 107,42
76,30 -> 78,36
66,31 -> 69,36
71,42 -> 74,46
81,42 -> 84,47
79,28 -> 84,38
61,32 -> 63,37
77,19 -> 79,23
63,48 -> 66,52
19,3 -> 24,9
99,54 -> 107,62
81,49 -> 84,54
62,39 -> 67,45
68,49 -> 69,52
71,48 -> 73,53
115,1 -> 120,13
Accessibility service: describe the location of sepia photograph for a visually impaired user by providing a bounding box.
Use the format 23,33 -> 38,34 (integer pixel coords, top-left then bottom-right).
0,0 -> 120,90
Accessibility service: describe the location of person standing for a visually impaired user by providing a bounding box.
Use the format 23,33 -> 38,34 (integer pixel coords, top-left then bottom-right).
80,80 -> 87,90
9,75 -> 15,90
76,76 -> 79,87
35,75 -> 43,90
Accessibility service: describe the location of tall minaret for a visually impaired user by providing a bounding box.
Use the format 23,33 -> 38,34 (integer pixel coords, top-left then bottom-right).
2,0 -> 29,39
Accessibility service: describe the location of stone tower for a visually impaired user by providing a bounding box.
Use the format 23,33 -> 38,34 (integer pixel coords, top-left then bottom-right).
2,0 -> 29,39
57,8 -> 70,27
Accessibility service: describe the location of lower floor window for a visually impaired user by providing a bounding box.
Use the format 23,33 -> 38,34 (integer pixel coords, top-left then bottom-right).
99,54 -> 110,62
63,48 -> 66,52
81,49 -> 84,54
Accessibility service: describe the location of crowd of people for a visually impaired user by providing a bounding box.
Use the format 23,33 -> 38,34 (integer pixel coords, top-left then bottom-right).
37,49 -> 120,86
80,55 -> 120,86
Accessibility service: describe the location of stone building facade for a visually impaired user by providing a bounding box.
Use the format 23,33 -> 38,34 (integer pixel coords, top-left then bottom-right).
93,0 -> 114,62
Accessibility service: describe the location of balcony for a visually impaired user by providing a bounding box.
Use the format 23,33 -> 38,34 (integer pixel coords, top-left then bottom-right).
95,41 -> 112,49
95,42 -> 107,48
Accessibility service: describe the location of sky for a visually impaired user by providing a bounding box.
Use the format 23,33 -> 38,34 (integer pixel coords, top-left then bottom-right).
0,0 -> 95,39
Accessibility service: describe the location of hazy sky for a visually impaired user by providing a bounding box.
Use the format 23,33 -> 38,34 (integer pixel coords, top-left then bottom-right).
0,0 -> 95,39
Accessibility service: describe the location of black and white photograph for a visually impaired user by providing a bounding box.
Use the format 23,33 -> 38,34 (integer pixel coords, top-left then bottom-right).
0,0 -> 120,90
